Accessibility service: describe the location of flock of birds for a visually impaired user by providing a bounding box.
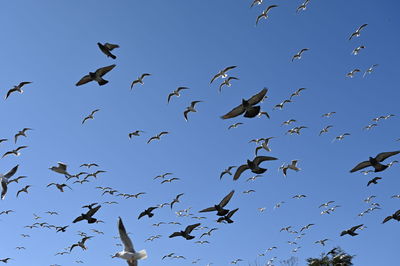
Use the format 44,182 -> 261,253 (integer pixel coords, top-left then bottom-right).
0,1 -> 398,266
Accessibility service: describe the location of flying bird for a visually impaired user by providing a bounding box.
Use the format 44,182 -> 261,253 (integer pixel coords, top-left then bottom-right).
364,64 -> 379,78
250,0 -> 263,8
76,64 -> 116,86
256,5 -> 278,26
49,162 -> 71,177
184,101 -> 203,121
319,125 -> 333,136
2,146 -> 28,158
233,156 -> 278,180
228,123 -> 243,130
292,48 -> 309,62
97,42 -> 119,59
296,0 -> 310,13
169,223 -> 201,240
82,109 -> 100,124
73,205 -> 101,224
216,208 -> 239,224
128,130 -> 145,139
147,131 -> 169,144
16,185 -> 31,197
221,88 -> 268,119
340,224 -> 364,236
130,73 -> 151,89
1,165 -> 19,200
220,166 -> 236,179
219,77 -> 239,92
210,66 -> 237,84
14,128 -> 32,143
350,151 -> 400,173
352,45 -> 366,55
138,207 -> 158,219
346,69 -> 361,78
382,210 -> 400,224
199,190 -> 235,216
47,183 -> 72,192
167,87 -> 189,103
5,82 -> 32,100
349,24 -> 368,40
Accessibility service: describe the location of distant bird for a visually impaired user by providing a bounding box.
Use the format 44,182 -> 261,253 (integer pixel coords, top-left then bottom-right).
199,190 -> 235,216
319,125 -> 333,136
138,207 -> 158,219
233,156 -> 278,180
246,174 -> 263,182
47,183 -> 72,192
130,73 -> 151,89
167,87 -> 189,103
170,193 -> 184,209
296,0 -> 310,13
210,66 -> 237,84
315,239 -> 329,246
5,82 -> 32,100
333,133 -> 350,142
281,119 -> 297,127
0,139 -> 7,145
290,88 -> 307,99
382,210 -> 400,224
322,112 -> 336,118
49,162 -> 71,177
349,24 -> 368,40
221,88 -> 268,119
220,166 -> 236,179
14,128 -> 33,143
363,64 -> 379,78
147,131 -> 169,144
169,223 -> 201,240
281,160 -> 301,177
70,236 -> 93,252
7,175 -> 26,184
228,123 -> 243,130
256,5 -> 278,26
243,190 -> 256,194
273,99 -> 292,110
250,0 -> 263,8
2,146 -> 28,158
184,101 -> 203,121
128,130 -> 145,139
1,165 -> 19,200
217,208 -> 239,223
319,201 -> 335,208
97,42 -> 119,59
367,177 -> 382,186
161,177 -> 180,184
350,151 -> 400,173
274,201 -> 285,209
16,185 -> 31,197
80,163 -> 99,168
73,205 -> 101,224
82,109 -> 100,124
200,228 -> 218,238
114,217 -> 148,265
293,194 -> 307,199
352,45 -> 366,55
257,111 -> 270,119
254,137 -> 274,155
154,173 -> 173,180
363,123 -> 378,130
340,224 -> 364,236
219,77 -> 239,92
292,48 -> 309,62
76,64 -> 116,86
346,69 -> 361,78
0,258 -> 11,263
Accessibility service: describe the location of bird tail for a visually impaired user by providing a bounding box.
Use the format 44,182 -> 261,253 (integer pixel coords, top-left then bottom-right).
134,249 -> 148,260
98,79 -> 108,86
110,54 -> 116,60
87,218 -> 97,224
148,213 -> 154,218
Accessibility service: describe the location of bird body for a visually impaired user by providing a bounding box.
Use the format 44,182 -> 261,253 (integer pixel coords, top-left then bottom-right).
221,88 -> 268,119
76,65 -> 116,86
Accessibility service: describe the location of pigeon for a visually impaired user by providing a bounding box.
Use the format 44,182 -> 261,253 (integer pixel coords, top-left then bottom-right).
169,223 -> 201,240
138,207 -> 158,219
199,190 -> 235,216
1,165 -> 19,200
292,48 -> 309,62
256,5 -> 278,26
350,151 -> 400,173
47,183 -> 72,192
167,87 -> 189,103
382,210 -> 400,224
73,205 -> 101,224
97,42 -> 119,59
113,217 -> 148,266
210,66 -> 237,84
5,82 -> 32,100
131,73 -> 151,89
367,177 -> 382,186
14,128 -> 33,143
184,101 -> 203,121
349,24 -> 368,40
233,156 -> 278,180
216,208 -> 239,224
76,65 -> 116,86
221,88 -> 268,119
82,109 -> 100,124
340,224 -> 364,236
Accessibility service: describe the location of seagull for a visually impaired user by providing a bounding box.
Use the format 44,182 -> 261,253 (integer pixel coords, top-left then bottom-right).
210,66 -> 237,84
0,258 -> 11,263
333,133 -> 350,142
128,130 -> 145,139
1,165 -> 19,200
170,193 -> 184,208
130,73 -> 151,89
154,173 -> 173,179
319,125 -> 333,136
199,190 -> 235,216
14,128 -> 32,144
138,207 -> 158,219
273,99 -> 292,110
254,137 -> 275,155
16,185 -> 31,197
246,174 -> 263,181
221,88 -> 268,119
289,88 -> 307,99
281,160 -> 301,177
80,163 -> 99,168
82,109 -> 100,124
292,48 -> 309,61
322,112 -> 336,118
200,228 -> 218,238
73,205 -> 101,224
184,101 -> 203,121
97,42 -> 119,59
76,64 -> 116,86
363,123 -> 378,130
256,5 -> 278,26
47,183 -> 72,192
2,146 -> 28,158
113,217 -> 147,266
218,77 -> 239,92
161,177 -> 180,184
319,201 -> 335,208
315,239 -> 329,246
352,45 -> 366,55
363,64 -> 379,78
349,24 -> 368,40
167,87 -> 189,103
70,236 -> 93,252
49,162 -> 71,177
169,223 -> 201,240
233,156 -> 278,180
382,210 -> 400,224
228,123 -> 243,130
296,0 -> 310,13
147,131 -> 169,144
293,194 -> 307,199
5,82 -> 32,100
340,224 -> 364,236
350,151 -> 400,173
243,189 -> 256,194
346,69 -> 361,78
220,166 -> 236,179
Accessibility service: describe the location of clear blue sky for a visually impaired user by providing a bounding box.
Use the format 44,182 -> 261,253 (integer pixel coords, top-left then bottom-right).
0,0 -> 399,265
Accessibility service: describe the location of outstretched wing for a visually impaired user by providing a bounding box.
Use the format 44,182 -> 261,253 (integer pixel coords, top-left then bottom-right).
253,156 -> 278,165
75,74 -> 92,86
226,208 -> 239,218
199,206 -> 217,213
118,217 -> 135,252
221,104 -> 245,119
185,223 -> 201,234
104,43 -> 119,50
375,151 -> 400,162
95,64 -> 116,77
219,190 -> 235,207
169,231 -> 183,238
4,165 -> 19,178
248,88 -> 268,106
87,205 -> 101,217
233,164 -> 249,180
349,160 -> 371,173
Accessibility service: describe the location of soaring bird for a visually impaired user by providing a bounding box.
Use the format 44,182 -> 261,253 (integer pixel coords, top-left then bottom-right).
167,87 -> 189,103
210,66 -> 237,84
47,183 -> 72,192
350,151 -> 400,173
256,5 -> 278,26
113,217 -> 148,266
73,205 -> 101,224
349,24 -> 368,40
319,125 -> 333,136
273,99 -> 292,110
216,208 -> 239,224
2,146 -> 28,158
364,64 -> 379,78
14,128 -> 32,144
228,123 -> 243,130
382,210 -> 400,224
1,165 -> 19,200
352,45 -> 366,55
170,193 -> 184,209
128,130 -> 144,139
169,223 -> 201,240
5,82 -> 32,100
97,42 -> 119,59
147,131 -> 169,144
346,69 -> 361,78
250,0 -> 263,8
49,162 -> 71,177
221,88 -> 268,119
296,0 -> 310,13
138,207 -> 158,219
80,163 -> 99,168
233,156 -> 278,180
76,64 -> 116,86
281,160 -> 301,177
292,48 -> 309,61
130,73 -> 151,89
254,137 -> 275,155
184,101 -> 203,121
219,77 -> 239,92
289,88 -> 307,99
70,236 -> 93,252
161,177 -> 180,184
16,185 -> 31,197
220,166 -> 236,179
199,190 -> 235,216
340,224 -> 364,236
367,177 -> 382,186
82,109 -> 100,124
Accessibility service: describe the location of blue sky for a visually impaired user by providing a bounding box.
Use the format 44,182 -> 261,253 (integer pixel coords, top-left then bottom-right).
0,0 -> 399,265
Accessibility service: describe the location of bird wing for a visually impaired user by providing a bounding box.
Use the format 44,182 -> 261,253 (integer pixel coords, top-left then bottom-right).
253,156 -> 278,165
382,215 -> 393,224
185,223 -> 201,234
87,205 -> 101,217
199,206 -> 217,213
159,131 -> 169,137
266,4 -> 278,12
223,66 -> 237,72
5,88 -> 17,99
358,23 -> 368,31
58,163 -> 67,171
375,151 -> 400,162
226,208 -> 239,218
95,64 -> 116,77
167,93 -> 174,103
118,217 -> 135,252
4,165 -> 19,178
233,164 -> 249,180
75,74 -> 92,86
221,104 -> 245,119
169,232 -> 182,238
130,79 -> 140,89
219,190 -> 235,207
210,73 -> 221,84
183,110 -> 190,121
350,224 -> 363,231
248,88 -> 268,105
349,160 -> 371,172
104,43 -> 119,50
1,179 -> 8,200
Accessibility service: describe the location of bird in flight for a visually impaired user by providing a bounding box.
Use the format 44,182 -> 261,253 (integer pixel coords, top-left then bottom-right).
97,42 -> 119,59
73,204 -> 101,224
340,224 -> 364,236
1,165 -> 19,200
292,48 -> 309,62
147,131 -> 169,144
349,24 -> 368,40
169,223 -> 201,240
350,151 -> 400,173
352,45 -> 366,55
14,128 -> 33,143
233,156 -> 278,180
210,66 -> 237,84
76,64 -> 116,86
199,190 -> 235,216
130,73 -> 151,89
167,87 -> 189,103
82,109 -> 100,124
184,101 -> 203,121
221,88 -> 268,119
5,82 -> 32,100
219,77 -> 239,92
256,5 -> 278,26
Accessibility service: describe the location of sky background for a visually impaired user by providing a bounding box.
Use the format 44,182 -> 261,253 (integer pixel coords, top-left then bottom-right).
0,0 -> 399,265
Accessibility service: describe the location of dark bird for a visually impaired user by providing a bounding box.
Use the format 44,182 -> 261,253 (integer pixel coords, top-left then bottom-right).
47,183 -> 72,192
131,73 -> 151,89
0,258 -> 11,263
73,205 -> 101,224
138,207 -> 158,219
367,177 -> 382,186
233,156 -> 278,180
169,223 -> 201,240
170,193 -> 184,209
199,190 -> 235,216
80,163 -> 99,168
210,66 -> 237,84
5,82 -> 32,100
220,166 -> 236,179
216,208 -> 239,223
76,64 -> 116,86
97,42 -> 119,59
382,210 -> 400,224
221,88 -> 268,119
1,165 -> 18,200
350,151 -> 400,173
128,130 -> 145,139
14,128 -> 33,143
340,224 -> 364,236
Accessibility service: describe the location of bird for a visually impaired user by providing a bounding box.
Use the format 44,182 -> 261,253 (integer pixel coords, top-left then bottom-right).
349,24 -> 368,40
273,99 -> 292,110
352,45 -> 366,55
367,177 -> 382,186
97,42 -> 119,59
80,163 -> 99,168
161,177 -> 180,184
220,166 -> 236,179
14,128 -> 33,143
216,208 -> 239,223
246,174 -> 263,182
5,82 -> 32,100
16,185 -> 31,197
0,258 -> 11,263
363,64 -> 379,78
2,146 -> 28,158
147,131 -> 169,144
363,124 -> 378,130
167,87 -> 189,103
1,165 -> 19,200
228,123 -> 243,130
281,119 -> 297,126
255,137 -> 274,155
130,73 -> 151,89
333,133 -> 350,142
73,205 -> 101,224
292,48 -> 309,62
210,66 -> 237,84
154,173 -> 173,179
243,189 -> 256,194
319,125 -> 333,136
350,151 -> 400,173
218,77 -> 239,92
113,217 -> 148,265
82,109 -> 100,124
289,88 -> 307,99
322,112 -> 336,118
256,5 -> 278,26
340,224 -> 364,236
169,223 -> 201,240
70,236 -> 93,252
184,101 -> 203,121
128,130 -> 145,139
233,156 -> 278,180
281,160 -> 301,177
250,0 -> 263,8
221,88 -> 268,119
293,194 -> 307,199
200,228 -> 218,238
199,190 -> 235,216
170,193 -> 184,209
346,69 -> 361,78
47,183 -> 72,192
138,207 -> 158,219
296,0 -> 310,13
315,239 -> 329,246
382,210 -> 400,224
49,162 -> 71,177
319,201 -> 335,208
76,64 -> 116,86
